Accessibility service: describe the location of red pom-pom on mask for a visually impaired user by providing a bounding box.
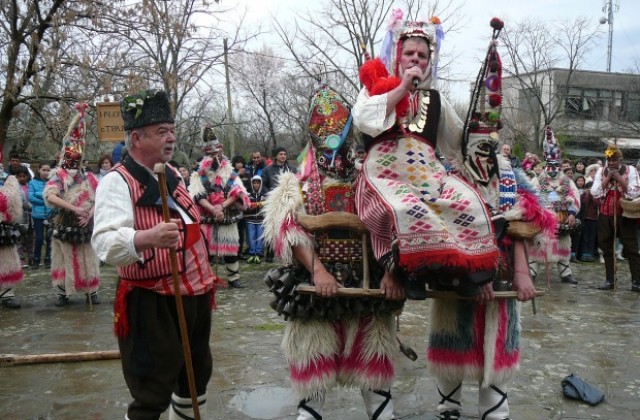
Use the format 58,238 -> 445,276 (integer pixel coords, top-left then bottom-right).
490,18 -> 504,30
489,94 -> 502,107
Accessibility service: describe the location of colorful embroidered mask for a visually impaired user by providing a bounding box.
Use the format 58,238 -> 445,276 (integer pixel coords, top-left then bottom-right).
545,160 -> 560,178
307,85 -> 354,179
464,130 -> 499,184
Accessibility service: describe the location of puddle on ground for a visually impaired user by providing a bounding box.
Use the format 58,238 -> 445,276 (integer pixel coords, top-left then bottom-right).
229,386 -> 297,419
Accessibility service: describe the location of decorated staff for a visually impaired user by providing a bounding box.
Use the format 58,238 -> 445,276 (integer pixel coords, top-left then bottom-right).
92,89 -> 220,420
262,84 -> 404,420
528,126 -> 581,286
44,103 -> 101,307
591,145 -> 640,291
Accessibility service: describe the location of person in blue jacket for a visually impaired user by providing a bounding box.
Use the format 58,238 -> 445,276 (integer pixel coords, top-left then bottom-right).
28,162 -> 54,269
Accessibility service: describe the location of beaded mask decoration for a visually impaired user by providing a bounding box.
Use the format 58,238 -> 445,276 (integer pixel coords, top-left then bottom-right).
462,18 -> 505,185
306,85 -> 354,179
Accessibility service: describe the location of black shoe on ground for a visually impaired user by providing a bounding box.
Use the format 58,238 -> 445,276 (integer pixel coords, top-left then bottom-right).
631,282 -> 640,293
561,275 -> 578,284
44,259 -> 51,269
55,295 -> 70,307
265,257 -> 274,263
30,264 -> 40,270
2,297 -> 21,309
86,293 -> 101,304
237,253 -> 248,261
229,280 -> 244,289
597,281 -> 614,290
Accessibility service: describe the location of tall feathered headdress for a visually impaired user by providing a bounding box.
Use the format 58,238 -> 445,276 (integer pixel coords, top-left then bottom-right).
59,103 -> 89,170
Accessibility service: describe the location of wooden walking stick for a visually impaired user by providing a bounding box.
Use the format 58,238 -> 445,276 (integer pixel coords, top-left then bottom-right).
154,163 -> 201,420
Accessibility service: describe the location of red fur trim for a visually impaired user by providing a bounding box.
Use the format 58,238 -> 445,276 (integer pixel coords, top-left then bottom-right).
276,216 -> 304,257
290,355 -> 338,384
0,269 -> 24,286
359,58 -> 389,92
398,249 -> 499,272
0,193 -> 10,222
517,188 -> 557,236
340,317 -> 394,382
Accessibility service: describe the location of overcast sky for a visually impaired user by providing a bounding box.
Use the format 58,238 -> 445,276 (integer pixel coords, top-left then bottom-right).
223,0 -> 638,101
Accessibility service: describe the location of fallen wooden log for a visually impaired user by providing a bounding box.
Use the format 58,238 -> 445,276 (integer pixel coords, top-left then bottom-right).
0,350 -> 121,367
296,285 -> 545,300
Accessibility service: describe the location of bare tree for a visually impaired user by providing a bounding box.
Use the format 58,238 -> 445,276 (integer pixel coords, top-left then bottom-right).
499,17 -> 601,152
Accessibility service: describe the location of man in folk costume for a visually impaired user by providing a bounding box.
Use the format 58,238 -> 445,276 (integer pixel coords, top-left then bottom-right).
590,145 -> 640,291
353,10 -> 499,299
44,103 -> 101,306
528,126 -> 580,285
188,128 -> 249,288
427,20 -> 555,420
92,89 -> 220,419
262,85 -> 405,420
0,150 -> 25,309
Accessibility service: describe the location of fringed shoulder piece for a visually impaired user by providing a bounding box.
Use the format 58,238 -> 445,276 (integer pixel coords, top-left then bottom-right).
261,172 -> 313,265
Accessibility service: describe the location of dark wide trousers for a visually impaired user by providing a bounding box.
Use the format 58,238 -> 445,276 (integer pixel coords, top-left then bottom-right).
119,288 -> 213,420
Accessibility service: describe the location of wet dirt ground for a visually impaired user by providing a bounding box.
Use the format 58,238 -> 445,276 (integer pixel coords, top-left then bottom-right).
1,258 -> 640,419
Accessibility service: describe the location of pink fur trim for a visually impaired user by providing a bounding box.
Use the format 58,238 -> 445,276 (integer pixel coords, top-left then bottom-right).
0,193 -> 10,222
518,188 -> 557,235
0,269 -> 24,287
276,216 -> 305,257
290,355 -> 338,384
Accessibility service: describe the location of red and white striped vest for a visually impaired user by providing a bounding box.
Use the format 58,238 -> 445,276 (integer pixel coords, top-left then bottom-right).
113,163 -> 215,295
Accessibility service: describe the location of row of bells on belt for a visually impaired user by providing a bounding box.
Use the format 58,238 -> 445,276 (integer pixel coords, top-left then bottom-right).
264,265 -> 403,321
52,225 -> 92,244
0,223 -> 23,246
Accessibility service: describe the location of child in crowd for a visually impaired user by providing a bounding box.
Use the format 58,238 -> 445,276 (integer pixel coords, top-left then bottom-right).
579,180 -> 600,262
28,162 -> 53,269
14,166 -> 32,267
245,175 -> 267,263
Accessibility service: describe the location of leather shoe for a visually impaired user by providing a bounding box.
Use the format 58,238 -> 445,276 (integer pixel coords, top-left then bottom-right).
561,275 -> 578,284
2,297 -> 21,309
597,281 -> 614,290
229,280 -> 244,289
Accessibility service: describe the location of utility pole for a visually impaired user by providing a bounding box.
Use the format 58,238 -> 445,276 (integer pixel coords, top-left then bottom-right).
600,0 -> 619,72
223,38 -> 235,156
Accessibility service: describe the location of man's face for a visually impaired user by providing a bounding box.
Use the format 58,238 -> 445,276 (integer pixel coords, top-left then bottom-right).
276,151 -> 287,164
501,144 -> 511,157
251,153 -> 262,165
135,123 -> 176,166
399,37 -> 430,77
608,157 -> 621,170
9,157 -> 20,169
252,180 -> 261,190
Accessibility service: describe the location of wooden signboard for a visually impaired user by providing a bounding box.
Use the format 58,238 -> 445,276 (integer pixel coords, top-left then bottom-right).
96,102 -> 125,142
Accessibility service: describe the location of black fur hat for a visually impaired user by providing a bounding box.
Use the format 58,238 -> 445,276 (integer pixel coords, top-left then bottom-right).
120,90 -> 174,131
